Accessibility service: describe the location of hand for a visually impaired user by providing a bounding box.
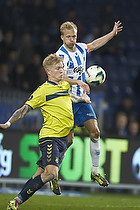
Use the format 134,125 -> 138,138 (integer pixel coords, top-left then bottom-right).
81,93 -> 91,103
113,21 -> 123,36
71,93 -> 91,103
0,123 -> 9,129
77,80 -> 90,94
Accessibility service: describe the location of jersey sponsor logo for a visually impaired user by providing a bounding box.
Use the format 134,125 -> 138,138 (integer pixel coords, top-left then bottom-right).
67,65 -> 84,76
73,65 -> 84,75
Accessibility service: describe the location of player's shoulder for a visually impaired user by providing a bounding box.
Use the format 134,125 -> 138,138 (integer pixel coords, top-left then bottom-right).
38,82 -> 47,89
56,45 -> 65,54
61,80 -> 71,90
56,46 -> 67,57
62,80 -> 69,85
76,42 -> 87,49
33,82 -> 47,94
56,48 -> 69,61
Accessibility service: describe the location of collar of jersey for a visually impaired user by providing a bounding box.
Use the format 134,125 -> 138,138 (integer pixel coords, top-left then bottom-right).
47,80 -> 61,86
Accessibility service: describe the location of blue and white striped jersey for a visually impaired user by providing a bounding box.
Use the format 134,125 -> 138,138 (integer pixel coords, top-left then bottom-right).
56,42 -> 88,97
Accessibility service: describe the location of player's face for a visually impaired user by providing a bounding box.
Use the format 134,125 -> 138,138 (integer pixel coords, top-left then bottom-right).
48,62 -> 64,84
61,28 -> 77,51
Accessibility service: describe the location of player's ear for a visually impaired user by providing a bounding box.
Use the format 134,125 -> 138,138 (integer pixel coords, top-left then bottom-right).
61,35 -> 63,41
46,69 -> 50,76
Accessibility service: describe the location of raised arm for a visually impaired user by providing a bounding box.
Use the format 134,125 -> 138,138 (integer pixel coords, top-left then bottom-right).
0,104 -> 32,129
88,21 -> 123,52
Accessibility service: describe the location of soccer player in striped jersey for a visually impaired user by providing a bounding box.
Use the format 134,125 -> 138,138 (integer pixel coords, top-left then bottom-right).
0,53 -> 89,210
56,21 -> 123,187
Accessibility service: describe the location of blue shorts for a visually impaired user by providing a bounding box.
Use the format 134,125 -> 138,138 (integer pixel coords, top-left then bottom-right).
36,136 -> 68,168
72,102 -> 97,129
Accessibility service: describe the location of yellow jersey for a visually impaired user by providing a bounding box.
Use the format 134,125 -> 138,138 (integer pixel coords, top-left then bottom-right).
25,81 -> 74,139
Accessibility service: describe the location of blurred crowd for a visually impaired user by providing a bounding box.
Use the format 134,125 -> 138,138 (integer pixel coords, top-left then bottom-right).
106,96 -> 140,139
0,0 -> 140,137
0,0 -> 62,92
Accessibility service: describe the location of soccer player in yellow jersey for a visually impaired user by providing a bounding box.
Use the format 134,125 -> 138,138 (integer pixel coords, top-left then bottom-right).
0,53 -> 89,210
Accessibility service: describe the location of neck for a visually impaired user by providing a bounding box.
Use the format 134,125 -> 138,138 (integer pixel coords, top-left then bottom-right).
64,44 -> 76,52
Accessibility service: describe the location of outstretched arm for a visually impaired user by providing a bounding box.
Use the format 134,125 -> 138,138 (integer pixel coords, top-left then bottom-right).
63,74 -> 90,94
88,21 -> 123,52
0,104 -> 32,129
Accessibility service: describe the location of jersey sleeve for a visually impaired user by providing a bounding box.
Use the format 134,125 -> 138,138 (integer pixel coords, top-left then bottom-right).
87,44 -> 91,53
25,86 -> 44,109
77,42 -> 90,54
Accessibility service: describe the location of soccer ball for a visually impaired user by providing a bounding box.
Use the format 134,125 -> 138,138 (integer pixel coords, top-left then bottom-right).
85,65 -> 106,86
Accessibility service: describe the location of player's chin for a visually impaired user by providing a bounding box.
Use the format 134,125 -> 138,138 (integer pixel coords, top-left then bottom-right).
71,43 -> 75,47
69,43 -> 75,48
60,75 -> 63,80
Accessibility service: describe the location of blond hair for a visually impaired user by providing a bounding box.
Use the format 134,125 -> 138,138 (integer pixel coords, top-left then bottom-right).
43,53 -> 63,70
60,21 -> 77,35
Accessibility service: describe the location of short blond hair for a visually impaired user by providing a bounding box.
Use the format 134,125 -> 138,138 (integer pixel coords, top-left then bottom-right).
43,53 -> 63,70
60,21 -> 77,35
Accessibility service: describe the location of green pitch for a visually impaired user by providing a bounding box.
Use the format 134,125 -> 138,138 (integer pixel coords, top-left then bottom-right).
1,192 -> 140,210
